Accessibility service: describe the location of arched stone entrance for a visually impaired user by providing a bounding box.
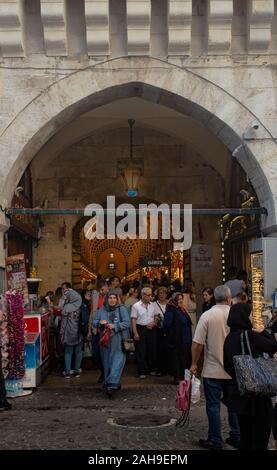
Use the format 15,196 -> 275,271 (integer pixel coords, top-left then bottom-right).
0,57 -> 276,231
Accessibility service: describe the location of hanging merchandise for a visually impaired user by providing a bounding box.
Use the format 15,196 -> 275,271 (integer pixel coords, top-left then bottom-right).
5,290 -> 25,379
0,295 -> 9,378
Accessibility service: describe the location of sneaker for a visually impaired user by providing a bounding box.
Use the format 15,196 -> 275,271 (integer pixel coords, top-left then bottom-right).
225,437 -> 240,449
198,439 -> 222,450
139,374 -> 146,379
64,373 -> 71,379
62,370 -> 74,376
74,372 -> 80,378
150,371 -> 156,376
0,400 -> 12,411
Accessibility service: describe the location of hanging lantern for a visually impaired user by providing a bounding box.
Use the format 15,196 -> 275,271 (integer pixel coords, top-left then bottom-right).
118,119 -> 143,197
121,164 -> 142,197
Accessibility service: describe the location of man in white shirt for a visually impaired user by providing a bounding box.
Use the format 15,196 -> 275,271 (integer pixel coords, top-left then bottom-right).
131,287 -> 158,378
190,285 -> 240,450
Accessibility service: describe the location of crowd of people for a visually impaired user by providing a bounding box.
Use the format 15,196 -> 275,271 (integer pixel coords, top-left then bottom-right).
1,268 -> 277,451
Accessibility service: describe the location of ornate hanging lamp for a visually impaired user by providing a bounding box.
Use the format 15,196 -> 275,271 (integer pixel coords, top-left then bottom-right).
118,119 -> 144,197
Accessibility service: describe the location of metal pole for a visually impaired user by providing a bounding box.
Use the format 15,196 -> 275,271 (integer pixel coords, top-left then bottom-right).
4,207 -> 267,216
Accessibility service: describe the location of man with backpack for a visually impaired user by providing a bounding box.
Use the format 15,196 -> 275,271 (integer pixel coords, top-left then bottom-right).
60,283 -> 82,378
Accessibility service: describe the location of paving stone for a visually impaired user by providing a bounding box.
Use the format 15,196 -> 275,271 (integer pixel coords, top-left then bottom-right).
0,369 -> 273,450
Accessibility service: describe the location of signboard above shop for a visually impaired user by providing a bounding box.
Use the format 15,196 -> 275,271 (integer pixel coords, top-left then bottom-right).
140,258 -> 170,267
191,245 -> 213,273
6,253 -> 27,291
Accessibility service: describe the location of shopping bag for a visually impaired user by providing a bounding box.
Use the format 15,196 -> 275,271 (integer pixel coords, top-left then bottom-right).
191,375 -> 201,404
98,327 -> 111,348
83,340 -> 92,358
175,369 -> 191,427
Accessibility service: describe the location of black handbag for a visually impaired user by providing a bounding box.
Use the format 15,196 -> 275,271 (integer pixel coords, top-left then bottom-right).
233,330 -> 277,397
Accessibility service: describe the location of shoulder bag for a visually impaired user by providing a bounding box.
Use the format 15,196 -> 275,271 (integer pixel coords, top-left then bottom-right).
118,307 -> 135,353
233,330 -> 277,397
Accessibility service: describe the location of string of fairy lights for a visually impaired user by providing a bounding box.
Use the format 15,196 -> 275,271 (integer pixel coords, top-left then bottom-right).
220,220 -> 226,283
80,264 -> 96,280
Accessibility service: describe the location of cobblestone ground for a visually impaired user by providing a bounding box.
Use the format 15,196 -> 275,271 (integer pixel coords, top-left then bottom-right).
0,358 -> 247,451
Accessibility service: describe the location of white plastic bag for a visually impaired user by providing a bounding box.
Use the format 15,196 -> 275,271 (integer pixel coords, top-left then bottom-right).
83,340 -> 92,358
191,375 -> 201,404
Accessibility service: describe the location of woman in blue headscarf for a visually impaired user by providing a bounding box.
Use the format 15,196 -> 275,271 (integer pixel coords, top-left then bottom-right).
93,290 -> 130,398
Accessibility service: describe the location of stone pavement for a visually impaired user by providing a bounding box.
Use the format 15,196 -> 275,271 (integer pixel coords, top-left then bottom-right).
0,359 -> 242,451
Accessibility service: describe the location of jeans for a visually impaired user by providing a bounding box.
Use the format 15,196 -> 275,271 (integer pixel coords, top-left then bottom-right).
203,378 -> 240,446
64,343 -> 82,373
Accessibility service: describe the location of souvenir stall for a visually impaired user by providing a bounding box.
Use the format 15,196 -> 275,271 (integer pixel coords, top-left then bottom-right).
3,255 -> 50,392
0,290 -> 31,397
23,310 -> 50,388
22,274 -> 50,389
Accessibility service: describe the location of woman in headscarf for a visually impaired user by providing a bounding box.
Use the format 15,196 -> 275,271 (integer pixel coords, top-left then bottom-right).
163,292 -> 192,384
93,290 -> 130,398
224,303 -> 277,450
60,288 -> 82,378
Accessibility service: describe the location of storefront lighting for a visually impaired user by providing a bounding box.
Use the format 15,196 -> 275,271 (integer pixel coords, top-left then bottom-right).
250,253 -> 264,329
220,220 -> 226,282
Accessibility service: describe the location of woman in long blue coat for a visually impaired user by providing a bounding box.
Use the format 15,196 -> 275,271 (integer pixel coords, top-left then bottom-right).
93,290 -> 130,397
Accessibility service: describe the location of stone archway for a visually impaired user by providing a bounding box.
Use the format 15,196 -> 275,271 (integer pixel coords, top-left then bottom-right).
0,56 -> 276,231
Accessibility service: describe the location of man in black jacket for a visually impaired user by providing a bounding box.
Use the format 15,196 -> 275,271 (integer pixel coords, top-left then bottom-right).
224,303 -> 277,450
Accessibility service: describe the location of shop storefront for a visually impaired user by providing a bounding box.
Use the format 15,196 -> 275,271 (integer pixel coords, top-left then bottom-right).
139,258 -> 171,282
